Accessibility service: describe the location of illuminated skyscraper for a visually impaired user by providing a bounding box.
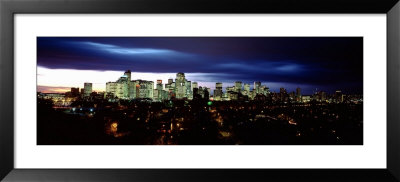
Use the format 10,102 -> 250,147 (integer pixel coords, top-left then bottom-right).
124,70 -> 131,81
254,81 -> 261,94
106,71 -> 155,100
243,83 -> 250,96
132,80 -> 154,99
176,72 -> 185,85
185,80 -> 192,99
175,72 -> 187,99
234,81 -> 242,93
226,87 -> 234,92
214,82 -> 223,101
106,82 -> 117,97
154,79 -> 163,101
106,75 -> 129,99
192,82 -> 198,89
84,82 -> 92,97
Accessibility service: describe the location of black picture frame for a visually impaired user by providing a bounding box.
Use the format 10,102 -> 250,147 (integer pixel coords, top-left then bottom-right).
1,0 -> 399,181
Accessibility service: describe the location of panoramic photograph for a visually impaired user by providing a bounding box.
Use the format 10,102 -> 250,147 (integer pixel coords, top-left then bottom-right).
37,37 -> 363,145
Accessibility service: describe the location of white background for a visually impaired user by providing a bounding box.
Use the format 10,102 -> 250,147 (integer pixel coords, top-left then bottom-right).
15,14 -> 386,168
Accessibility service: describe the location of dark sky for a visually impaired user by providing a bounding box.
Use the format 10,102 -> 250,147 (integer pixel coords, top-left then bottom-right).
37,37 -> 363,94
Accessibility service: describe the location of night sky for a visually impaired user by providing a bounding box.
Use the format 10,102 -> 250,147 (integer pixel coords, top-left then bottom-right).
37,37 -> 363,95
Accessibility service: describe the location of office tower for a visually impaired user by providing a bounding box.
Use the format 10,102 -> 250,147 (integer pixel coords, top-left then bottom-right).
234,81 -> 242,93
155,80 -> 163,101
106,75 -> 129,99
106,71 -> 157,100
176,72 -> 185,86
153,89 -> 159,101
260,86 -> 266,95
84,82 -> 92,97
110,75 -> 129,99
192,82 -> 198,89
164,79 -> 172,97
198,86 -> 204,98
296,87 -> 301,102
71,87 -> 79,96
129,81 -> 136,99
249,90 -> 255,100
124,70 -> 131,81
243,83 -> 250,96
106,82 -> 117,97
132,80 -> 154,99
175,72 -> 186,99
229,92 -> 238,100
254,81 -> 261,94
204,87 -> 210,100
264,86 -> 270,96
185,80 -> 192,99
214,82 -> 223,101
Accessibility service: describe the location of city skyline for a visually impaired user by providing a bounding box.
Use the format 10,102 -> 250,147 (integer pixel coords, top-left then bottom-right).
37,37 -> 363,95
37,69 -> 356,96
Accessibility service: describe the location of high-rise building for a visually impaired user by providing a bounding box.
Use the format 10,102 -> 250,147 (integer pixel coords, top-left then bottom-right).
106,75 -> 129,99
198,86 -> 204,98
71,87 -> 79,96
192,82 -> 198,89
204,87 -> 210,100
234,81 -> 242,93
254,81 -> 261,94
154,80 -> 164,101
124,70 -> 131,81
296,87 -> 301,102
176,72 -> 185,86
185,80 -> 192,99
243,83 -> 250,96
106,82 -> 118,97
214,82 -> 223,101
84,83 -> 92,97
106,71 -> 155,100
175,72 -> 187,99
133,80 -> 154,99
